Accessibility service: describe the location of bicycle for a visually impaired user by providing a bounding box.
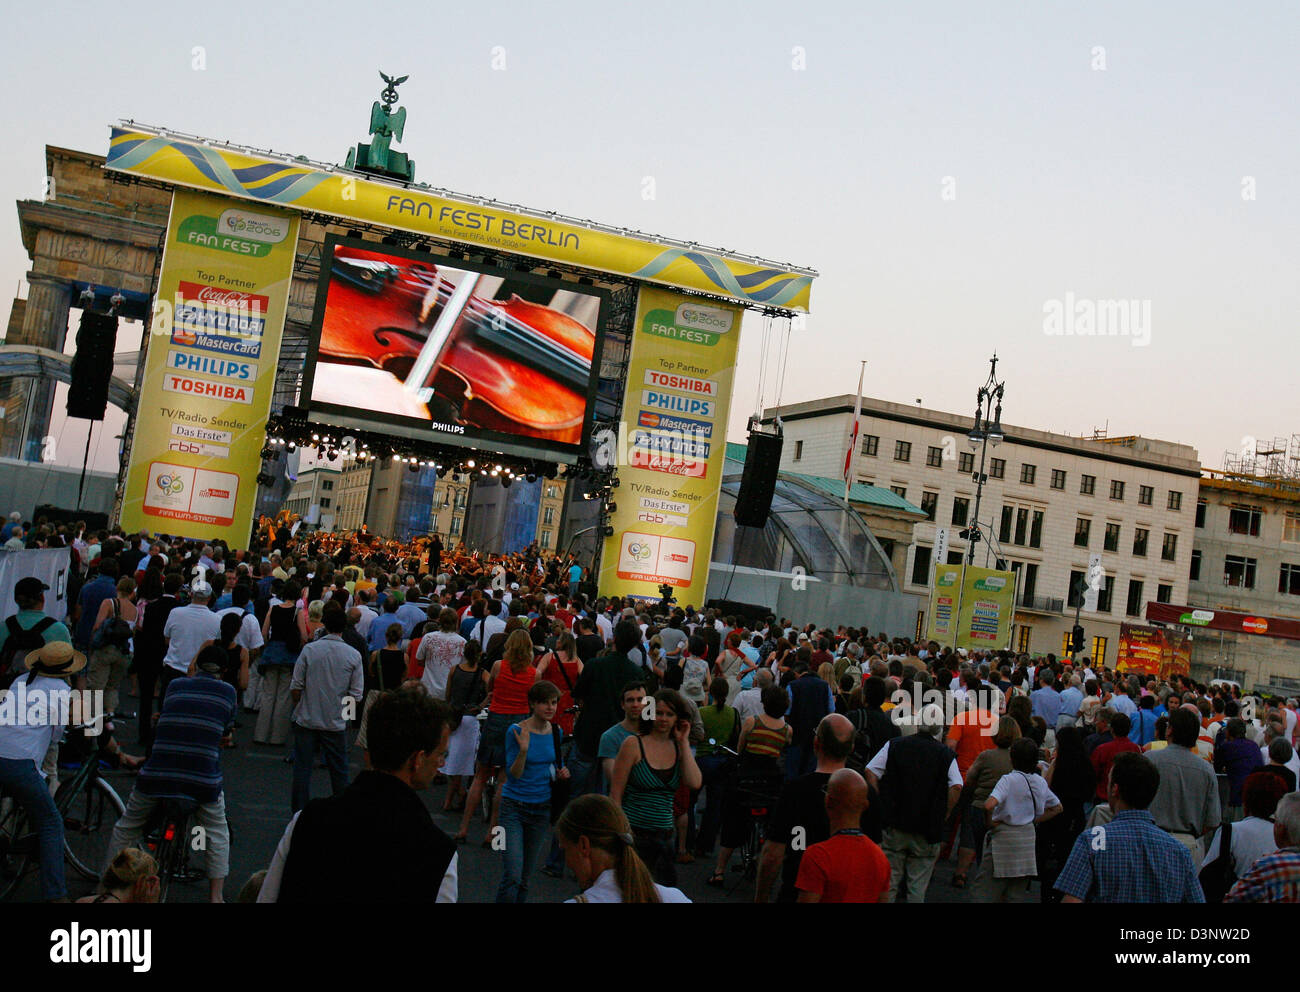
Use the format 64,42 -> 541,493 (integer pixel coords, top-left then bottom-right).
0,721 -> 127,900
712,740 -> 780,883
139,798 -> 206,903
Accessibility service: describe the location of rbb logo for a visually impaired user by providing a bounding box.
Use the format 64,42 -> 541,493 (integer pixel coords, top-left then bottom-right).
638,513 -> 667,524
169,441 -> 202,454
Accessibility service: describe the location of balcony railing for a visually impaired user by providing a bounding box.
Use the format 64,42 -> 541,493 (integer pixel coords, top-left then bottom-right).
1018,594 -> 1064,614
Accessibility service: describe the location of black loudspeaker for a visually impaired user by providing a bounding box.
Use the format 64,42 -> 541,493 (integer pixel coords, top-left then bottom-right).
734,429 -> 783,528
66,311 -> 119,420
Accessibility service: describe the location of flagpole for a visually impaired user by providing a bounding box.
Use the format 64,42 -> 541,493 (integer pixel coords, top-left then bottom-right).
844,361 -> 866,504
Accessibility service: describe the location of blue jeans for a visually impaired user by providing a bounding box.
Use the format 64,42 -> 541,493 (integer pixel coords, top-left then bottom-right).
784,741 -> 814,781
0,757 -> 66,900
291,726 -> 349,814
496,796 -> 552,903
695,753 -> 731,853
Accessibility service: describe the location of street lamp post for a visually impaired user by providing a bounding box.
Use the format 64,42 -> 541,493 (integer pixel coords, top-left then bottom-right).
966,354 -> 1005,565
950,355 -> 1006,653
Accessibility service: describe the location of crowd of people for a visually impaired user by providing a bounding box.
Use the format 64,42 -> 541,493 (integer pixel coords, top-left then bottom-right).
1,515 -> 1299,904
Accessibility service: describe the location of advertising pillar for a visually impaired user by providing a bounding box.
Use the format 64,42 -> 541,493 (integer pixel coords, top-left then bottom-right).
118,189 -> 299,545
599,287 -> 743,602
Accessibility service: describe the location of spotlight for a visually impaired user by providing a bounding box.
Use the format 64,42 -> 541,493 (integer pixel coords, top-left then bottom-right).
312,433 -> 319,441
409,462 -> 420,473
501,476 -> 512,489
526,473 -> 536,483
287,442 -> 296,452
605,502 -> 617,514
601,525 -> 614,537
260,447 -> 274,460
609,476 -> 620,488
466,459 -> 476,469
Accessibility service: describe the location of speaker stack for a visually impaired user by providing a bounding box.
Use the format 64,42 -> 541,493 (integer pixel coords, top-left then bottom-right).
733,420 -> 783,528
66,311 -> 119,420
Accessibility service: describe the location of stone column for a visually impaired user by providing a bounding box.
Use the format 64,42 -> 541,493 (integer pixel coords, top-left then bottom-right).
0,275 -> 71,461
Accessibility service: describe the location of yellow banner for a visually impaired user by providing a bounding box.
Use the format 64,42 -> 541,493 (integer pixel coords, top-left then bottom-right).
599,287 -> 743,600
926,563 -> 1018,650
118,189 -> 299,545
105,126 -> 813,311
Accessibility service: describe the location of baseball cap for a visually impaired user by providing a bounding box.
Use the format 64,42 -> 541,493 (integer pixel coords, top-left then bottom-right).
14,577 -> 49,602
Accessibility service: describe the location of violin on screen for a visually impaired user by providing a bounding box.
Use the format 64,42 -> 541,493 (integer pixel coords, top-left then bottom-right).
317,246 -> 596,444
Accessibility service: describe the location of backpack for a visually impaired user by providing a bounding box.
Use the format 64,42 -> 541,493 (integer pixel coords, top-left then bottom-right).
92,598 -> 133,652
0,616 -> 57,690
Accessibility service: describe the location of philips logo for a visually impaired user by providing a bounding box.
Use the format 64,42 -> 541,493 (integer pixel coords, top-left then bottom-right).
218,208 -> 289,244
675,304 -> 733,334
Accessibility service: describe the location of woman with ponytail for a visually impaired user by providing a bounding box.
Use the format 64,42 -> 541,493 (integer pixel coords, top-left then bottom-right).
556,795 -> 690,903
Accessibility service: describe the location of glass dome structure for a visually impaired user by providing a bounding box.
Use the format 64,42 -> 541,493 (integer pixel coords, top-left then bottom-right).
712,462 -> 900,592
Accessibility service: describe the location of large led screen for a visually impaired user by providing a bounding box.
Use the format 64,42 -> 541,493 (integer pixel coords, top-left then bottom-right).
302,238 -> 608,458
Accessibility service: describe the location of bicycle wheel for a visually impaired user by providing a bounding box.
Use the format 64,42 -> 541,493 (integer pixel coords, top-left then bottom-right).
0,797 -> 33,901
60,777 -> 126,880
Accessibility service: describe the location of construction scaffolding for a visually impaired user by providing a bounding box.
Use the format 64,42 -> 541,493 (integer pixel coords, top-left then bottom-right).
1213,433 -> 1300,498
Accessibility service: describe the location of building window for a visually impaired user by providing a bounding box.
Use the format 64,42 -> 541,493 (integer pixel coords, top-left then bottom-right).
878,539 -> 895,561
947,551 -> 964,564
794,440 -> 803,461
1029,510 -> 1044,548
951,497 -> 970,526
894,440 -> 911,462
1167,491 -> 1182,511
891,485 -> 907,500
1091,636 -> 1108,666
546,486 -> 558,499
1110,480 -> 1125,501
1016,625 -> 1032,653
1074,518 -> 1091,548
1228,505 -> 1262,536
1020,464 -> 1036,485
541,530 -> 552,549
1000,506 -> 1013,543
1067,569 -> 1086,609
1080,474 -> 1096,496
1051,469 -> 1066,491
1096,575 -> 1114,613
319,497 -> 331,509
1022,562 -> 1038,601
989,458 -> 1006,479
911,545 -> 932,586
862,434 -> 879,457
1138,485 -> 1153,506
543,506 -> 555,525
1285,512 -> 1300,543
959,452 -> 974,474
926,446 -> 943,468
1161,533 -> 1178,562
450,516 -> 462,537
1157,583 -> 1172,603
1190,549 -> 1201,581
1133,528 -> 1149,557
1224,555 -> 1256,589
321,480 -> 334,491
1014,507 -> 1029,546
920,491 -> 938,521
1126,580 -> 1144,617
1103,522 -> 1120,553
1280,564 -> 1300,596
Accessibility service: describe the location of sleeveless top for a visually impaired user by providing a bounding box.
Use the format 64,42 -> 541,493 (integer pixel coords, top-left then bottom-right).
623,736 -> 680,830
745,717 -> 790,758
491,662 -> 536,715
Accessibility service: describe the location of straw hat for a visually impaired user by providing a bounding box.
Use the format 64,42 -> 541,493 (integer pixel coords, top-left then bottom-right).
24,641 -> 87,679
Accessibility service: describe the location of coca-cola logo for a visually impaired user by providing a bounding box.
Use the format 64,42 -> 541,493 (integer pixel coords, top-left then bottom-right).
196,287 -> 259,307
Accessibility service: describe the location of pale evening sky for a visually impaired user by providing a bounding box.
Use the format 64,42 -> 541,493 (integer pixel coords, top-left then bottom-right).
1,0 -> 1295,476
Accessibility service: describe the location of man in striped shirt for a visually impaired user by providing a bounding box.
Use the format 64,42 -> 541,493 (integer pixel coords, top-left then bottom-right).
104,645 -> 237,902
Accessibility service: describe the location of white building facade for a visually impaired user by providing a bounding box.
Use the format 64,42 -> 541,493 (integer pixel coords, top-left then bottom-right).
763,395 -> 1201,665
